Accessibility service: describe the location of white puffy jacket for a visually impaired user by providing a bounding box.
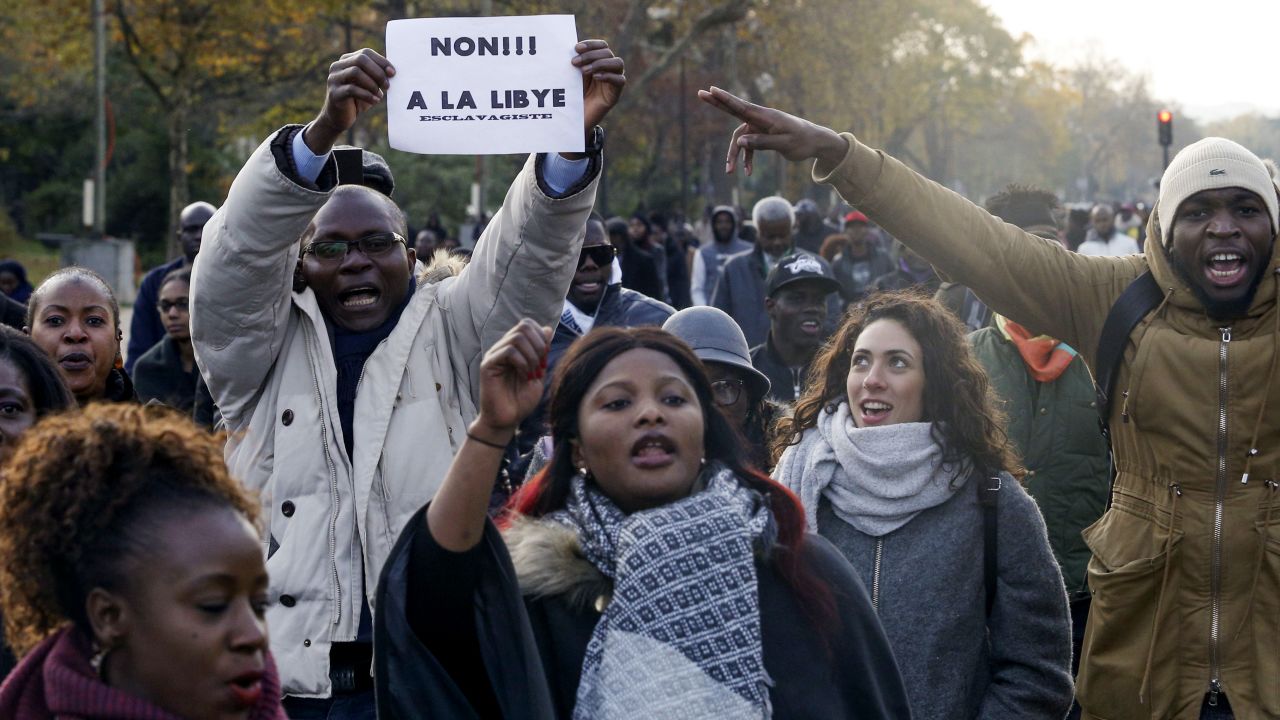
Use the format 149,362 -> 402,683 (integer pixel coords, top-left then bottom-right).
190,129 -> 598,696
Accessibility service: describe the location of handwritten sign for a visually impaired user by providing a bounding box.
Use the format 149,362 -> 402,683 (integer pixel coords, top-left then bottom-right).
386,15 -> 584,155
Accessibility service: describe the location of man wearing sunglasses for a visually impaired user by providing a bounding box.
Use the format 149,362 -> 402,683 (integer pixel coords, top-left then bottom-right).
509,217 -> 673,474
190,42 -> 625,711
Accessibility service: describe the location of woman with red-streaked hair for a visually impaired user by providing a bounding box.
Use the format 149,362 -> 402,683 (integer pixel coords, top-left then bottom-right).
374,320 -> 910,720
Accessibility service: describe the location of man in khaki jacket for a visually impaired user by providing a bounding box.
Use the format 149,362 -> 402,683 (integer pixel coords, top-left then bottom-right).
701,87 -> 1280,720
191,44 -> 624,712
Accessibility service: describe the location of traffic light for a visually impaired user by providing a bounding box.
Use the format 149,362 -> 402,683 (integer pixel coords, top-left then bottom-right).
1158,110 -> 1173,147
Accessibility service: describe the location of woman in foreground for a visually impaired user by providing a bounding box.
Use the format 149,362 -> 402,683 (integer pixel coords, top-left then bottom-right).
0,404 -> 284,720
375,319 -> 911,719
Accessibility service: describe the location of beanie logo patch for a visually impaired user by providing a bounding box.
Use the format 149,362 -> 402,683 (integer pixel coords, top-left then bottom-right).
1210,169 -> 1227,176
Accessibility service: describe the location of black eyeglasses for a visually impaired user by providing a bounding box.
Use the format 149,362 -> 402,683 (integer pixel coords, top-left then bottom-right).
302,232 -> 407,262
577,244 -> 617,269
157,299 -> 190,313
711,378 -> 745,406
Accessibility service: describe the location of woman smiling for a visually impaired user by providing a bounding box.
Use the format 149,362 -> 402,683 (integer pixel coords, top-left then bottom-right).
773,291 -> 1073,720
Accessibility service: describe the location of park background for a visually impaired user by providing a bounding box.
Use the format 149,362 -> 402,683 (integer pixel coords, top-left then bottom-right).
2,0 -> 1278,286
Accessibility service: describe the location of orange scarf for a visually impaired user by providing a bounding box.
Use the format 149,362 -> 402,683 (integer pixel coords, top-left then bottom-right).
994,314 -> 1077,383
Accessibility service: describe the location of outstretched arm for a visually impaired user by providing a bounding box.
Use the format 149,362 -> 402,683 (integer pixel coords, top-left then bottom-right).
429,319 -> 551,552
697,86 -> 1144,358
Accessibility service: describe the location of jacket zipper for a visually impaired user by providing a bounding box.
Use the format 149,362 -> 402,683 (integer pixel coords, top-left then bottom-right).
304,325 -> 343,626
790,366 -> 802,400
1209,326 -> 1231,706
871,538 -> 884,610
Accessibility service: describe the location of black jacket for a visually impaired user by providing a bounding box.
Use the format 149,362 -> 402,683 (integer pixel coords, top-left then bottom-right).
712,248 -> 773,348
832,249 -> 895,303
375,507 -> 914,719
751,335 -> 813,404
133,336 -> 199,414
0,294 -> 24,331
126,257 -> 185,374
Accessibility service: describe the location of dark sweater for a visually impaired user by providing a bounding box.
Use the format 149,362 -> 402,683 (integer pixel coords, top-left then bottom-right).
814,476 -> 1073,720
127,256 -> 185,374
133,335 -> 198,413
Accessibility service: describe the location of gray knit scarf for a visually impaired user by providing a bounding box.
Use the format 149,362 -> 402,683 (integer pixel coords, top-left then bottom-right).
551,463 -> 775,720
774,402 -> 962,536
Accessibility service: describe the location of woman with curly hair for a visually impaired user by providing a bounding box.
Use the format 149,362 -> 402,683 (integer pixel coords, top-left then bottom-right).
374,319 -> 910,719
0,404 -> 285,720
771,291 -> 1073,720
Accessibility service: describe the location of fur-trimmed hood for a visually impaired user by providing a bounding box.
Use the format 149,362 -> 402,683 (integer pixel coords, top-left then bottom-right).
417,248 -> 469,286
503,515 -> 611,611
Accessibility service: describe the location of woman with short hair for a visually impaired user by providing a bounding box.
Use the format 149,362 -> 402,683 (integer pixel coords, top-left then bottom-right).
25,267 -> 134,405
133,268 -> 200,414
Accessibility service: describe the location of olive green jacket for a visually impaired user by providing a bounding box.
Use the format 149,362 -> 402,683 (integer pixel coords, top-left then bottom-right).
816,134 -> 1280,720
969,328 -> 1109,599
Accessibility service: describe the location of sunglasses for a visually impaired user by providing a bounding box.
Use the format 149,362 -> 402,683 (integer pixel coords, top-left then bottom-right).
157,298 -> 190,313
577,244 -> 617,269
302,232 -> 406,262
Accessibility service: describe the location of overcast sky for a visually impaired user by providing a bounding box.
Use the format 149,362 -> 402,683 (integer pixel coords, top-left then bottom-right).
980,0 -> 1280,122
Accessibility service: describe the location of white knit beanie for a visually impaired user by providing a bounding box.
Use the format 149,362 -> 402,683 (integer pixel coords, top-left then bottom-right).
1157,136 -> 1278,245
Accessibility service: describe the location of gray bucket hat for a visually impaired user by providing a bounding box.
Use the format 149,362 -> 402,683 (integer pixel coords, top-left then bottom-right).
663,306 -> 771,401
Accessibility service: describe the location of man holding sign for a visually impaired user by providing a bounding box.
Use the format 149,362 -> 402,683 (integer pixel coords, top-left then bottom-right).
190,34 -> 623,713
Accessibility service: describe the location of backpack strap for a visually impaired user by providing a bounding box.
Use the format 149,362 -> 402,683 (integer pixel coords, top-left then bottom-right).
976,470 -> 1001,617
1093,270 -> 1163,509
1093,270 -> 1162,428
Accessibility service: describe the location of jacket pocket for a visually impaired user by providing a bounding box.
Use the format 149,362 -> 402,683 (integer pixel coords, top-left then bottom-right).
1076,497 -> 1182,720
1252,520 -> 1280,715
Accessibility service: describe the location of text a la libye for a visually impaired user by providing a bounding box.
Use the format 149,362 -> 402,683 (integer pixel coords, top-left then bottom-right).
407,88 -> 566,122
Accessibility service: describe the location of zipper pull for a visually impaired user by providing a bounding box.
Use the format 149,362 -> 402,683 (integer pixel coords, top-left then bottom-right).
1121,390 -> 1131,424
1243,447 -> 1260,484
1169,482 -> 1183,497
1220,327 -> 1232,343
1208,680 -> 1222,707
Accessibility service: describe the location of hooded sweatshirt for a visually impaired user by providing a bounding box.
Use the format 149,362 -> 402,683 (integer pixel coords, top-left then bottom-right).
691,206 -> 752,305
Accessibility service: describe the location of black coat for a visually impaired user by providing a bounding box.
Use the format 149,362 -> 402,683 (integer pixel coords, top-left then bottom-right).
133,336 -> 198,413
375,507 -> 913,719
750,335 -> 813,404
0,294 -> 24,331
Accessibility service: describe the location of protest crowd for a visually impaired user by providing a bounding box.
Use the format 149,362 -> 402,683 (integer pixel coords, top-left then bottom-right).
0,19 -> 1277,720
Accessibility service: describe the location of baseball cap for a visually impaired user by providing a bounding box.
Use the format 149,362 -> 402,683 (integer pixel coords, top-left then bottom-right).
766,254 -> 840,297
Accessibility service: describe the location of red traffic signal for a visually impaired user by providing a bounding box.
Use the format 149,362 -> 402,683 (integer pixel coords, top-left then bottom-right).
1158,110 -> 1173,146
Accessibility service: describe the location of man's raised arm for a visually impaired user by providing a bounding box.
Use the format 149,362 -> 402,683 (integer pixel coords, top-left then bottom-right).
191,50 -> 396,428
440,40 -> 626,402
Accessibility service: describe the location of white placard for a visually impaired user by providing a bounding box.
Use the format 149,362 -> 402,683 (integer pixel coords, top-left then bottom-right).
386,15 -> 584,155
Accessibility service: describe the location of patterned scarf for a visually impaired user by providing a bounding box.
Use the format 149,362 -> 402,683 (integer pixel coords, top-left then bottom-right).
994,314 -> 1077,383
551,463 -> 775,720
